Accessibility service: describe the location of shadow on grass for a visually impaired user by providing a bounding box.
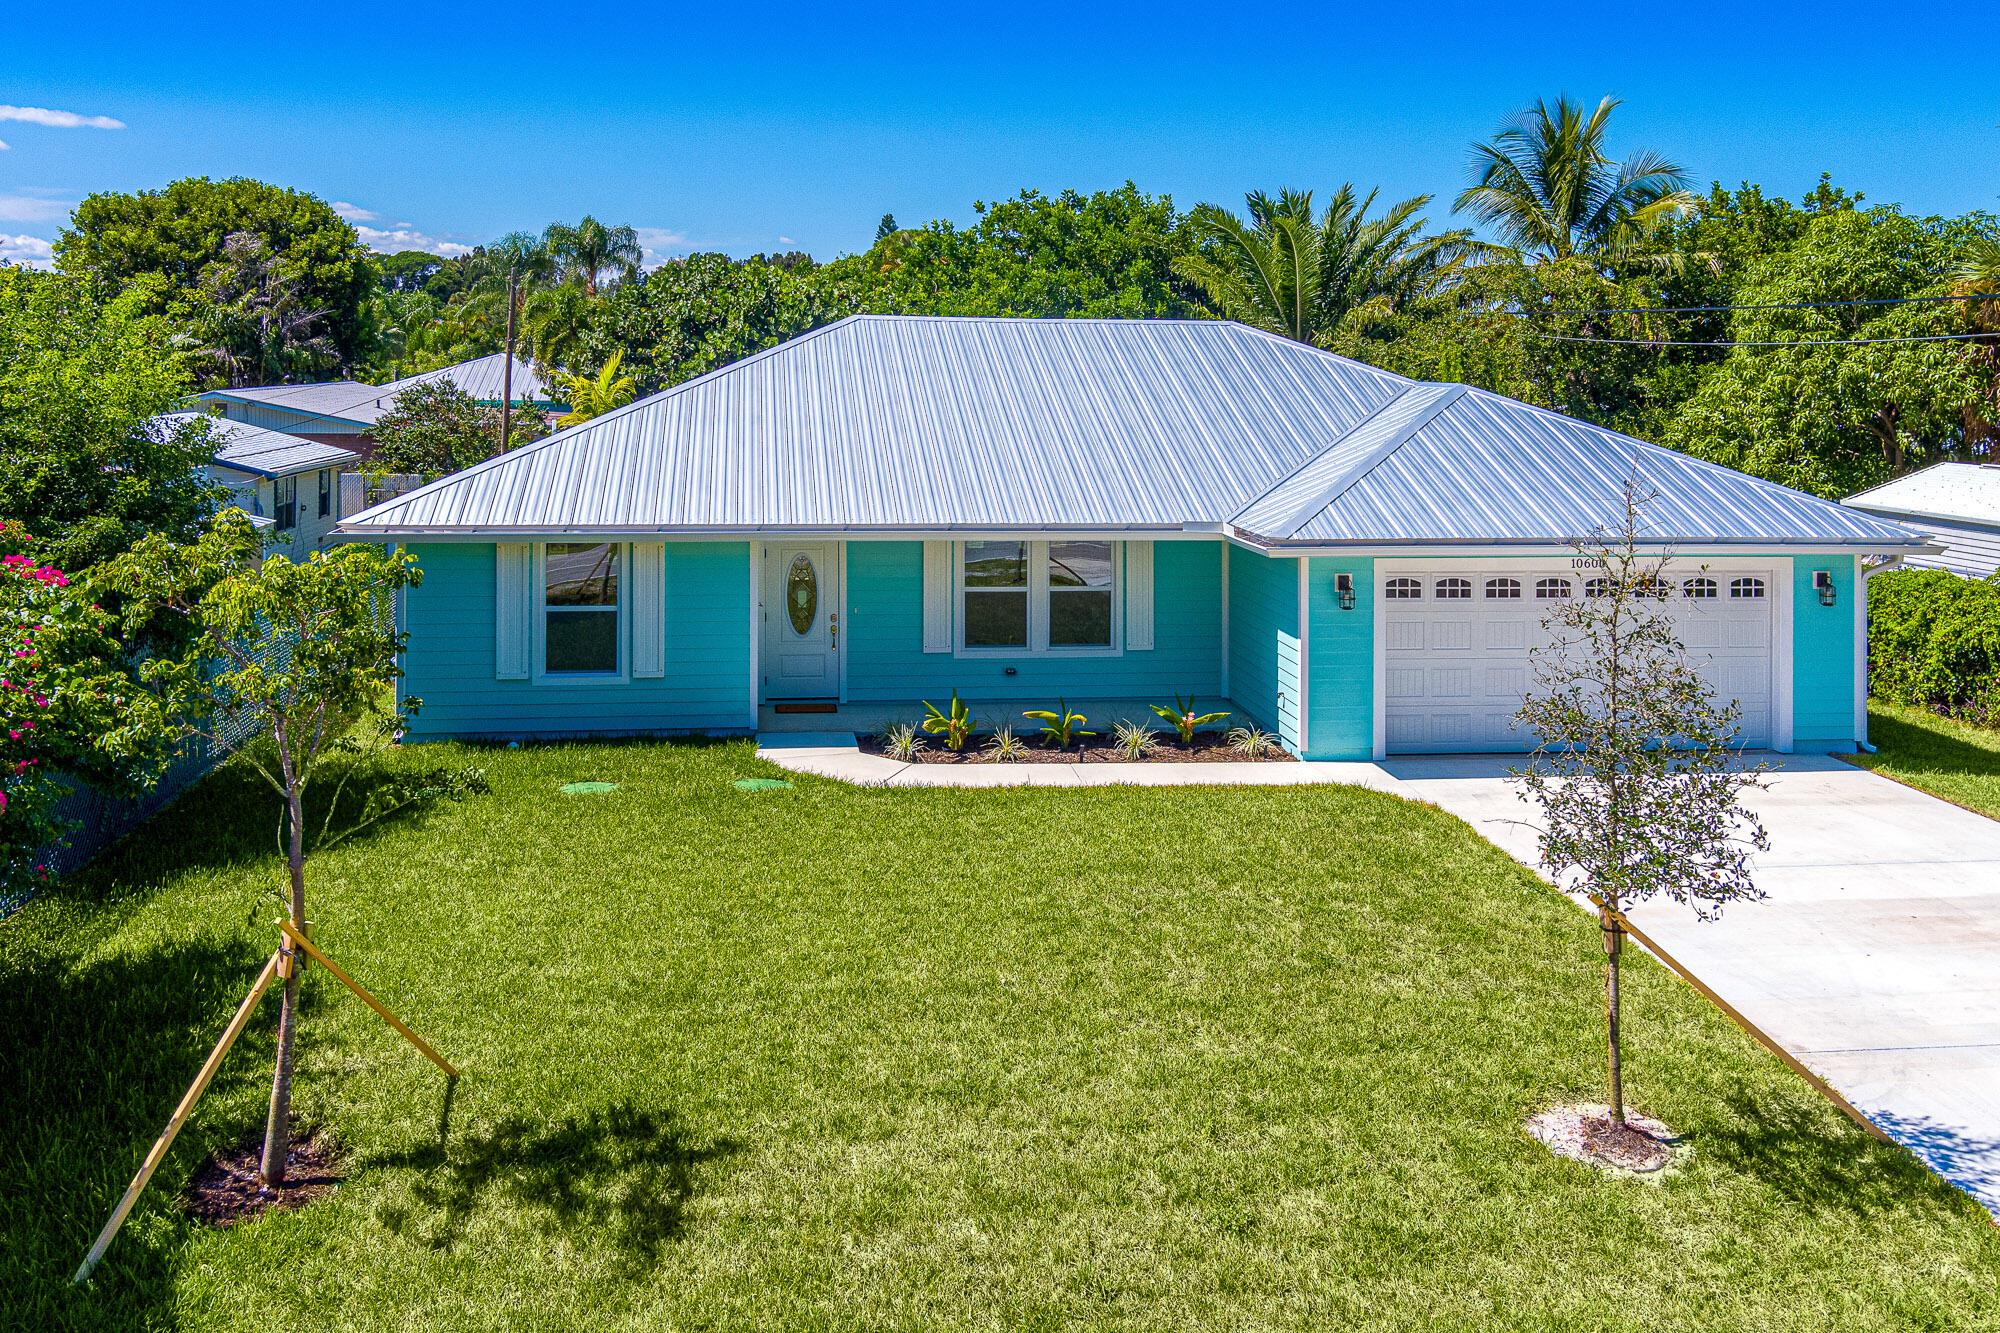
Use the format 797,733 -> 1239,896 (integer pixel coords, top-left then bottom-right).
1701,1088 -> 1989,1218
365,1103 -> 741,1271
1862,709 -> 2000,778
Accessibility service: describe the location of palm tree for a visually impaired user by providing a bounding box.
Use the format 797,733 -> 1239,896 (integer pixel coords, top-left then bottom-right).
1173,186 -> 1472,345
1455,95 -> 1695,266
554,352 -> 638,426
541,217 -> 642,297
196,232 -> 339,385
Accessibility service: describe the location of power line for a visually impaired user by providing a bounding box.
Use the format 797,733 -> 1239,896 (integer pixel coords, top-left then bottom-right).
1541,292 -> 1996,316
1526,330 -> 2000,348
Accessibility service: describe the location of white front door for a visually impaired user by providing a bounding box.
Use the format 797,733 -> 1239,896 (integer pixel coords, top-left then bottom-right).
761,542 -> 840,699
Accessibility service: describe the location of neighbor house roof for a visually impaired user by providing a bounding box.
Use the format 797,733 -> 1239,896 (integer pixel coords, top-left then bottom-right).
195,354 -> 558,428
169,412 -> 362,477
1843,463 -> 2000,532
335,314 -> 1924,550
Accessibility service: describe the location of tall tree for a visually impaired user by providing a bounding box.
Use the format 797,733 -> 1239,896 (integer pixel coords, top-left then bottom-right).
55,177 -> 375,371
1174,185 -> 1470,345
194,232 -> 340,387
1456,95 -> 1696,267
371,380 -> 543,476
541,217 -> 642,298
1510,478 -> 1768,1138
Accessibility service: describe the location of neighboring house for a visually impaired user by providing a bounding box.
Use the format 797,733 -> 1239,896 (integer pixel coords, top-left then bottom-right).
192,353 -> 563,453
173,412 -> 361,550
1842,463 -> 2000,579
334,315 -> 1923,757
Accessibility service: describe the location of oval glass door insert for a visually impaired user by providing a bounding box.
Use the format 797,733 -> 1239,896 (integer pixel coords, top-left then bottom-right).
786,554 -> 818,635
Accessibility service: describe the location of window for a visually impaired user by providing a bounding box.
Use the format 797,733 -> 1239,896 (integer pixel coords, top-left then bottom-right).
1047,541 -> 1114,648
1384,577 -> 1422,599
544,542 -> 620,673
959,541 -> 1120,653
1485,577 -> 1521,599
273,475 -> 296,531
1634,575 -> 1669,599
1584,577 -> 1613,597
1535,577 -> 1573,599
962,541 -> 1029,648
318,468 -> 332,518
1683,576 -> 1718,599
1730,576 -> 1766,599
1436,577 -> 1472,600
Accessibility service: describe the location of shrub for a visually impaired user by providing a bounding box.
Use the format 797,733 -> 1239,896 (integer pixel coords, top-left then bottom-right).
920,690 -> 974,751
1868,568 -> 2000,724
1023,698 -> 1094,748
878,721 -> 926,762
1110,720 -> 1159,759
1151,694 -> 1230,744
1226,725 -> 1281,760
982,726 -> 1029,762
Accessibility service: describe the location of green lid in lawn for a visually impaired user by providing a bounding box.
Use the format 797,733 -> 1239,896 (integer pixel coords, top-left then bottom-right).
733,777 -> 794,791
560,781 -> 620,795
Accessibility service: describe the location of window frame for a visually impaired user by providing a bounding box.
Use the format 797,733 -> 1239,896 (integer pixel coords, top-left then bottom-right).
1383,577 -> 1423,600
1683,576 -> 1718,599
1534,577 -> 1573,600
955,540 -> 1122,658
533,541 -> 629,683
1435,576 -> 1472,600
1730,576 -> 1766,599
1485,577 -> 1522,600
272,474 -> 297,531
318,468 -> 332,518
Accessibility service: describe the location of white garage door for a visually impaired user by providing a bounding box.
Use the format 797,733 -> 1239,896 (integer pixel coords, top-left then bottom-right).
1382,569 -> 1775,754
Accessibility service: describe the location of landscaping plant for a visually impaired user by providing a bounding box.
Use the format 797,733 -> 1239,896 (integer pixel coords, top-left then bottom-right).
878,721 -> 926,762
1111,720 -> 1159,759
1152,694 -> 1230,744
983,726 -> 1029,762
1023,698 -> 1095,749
1510,476 -> 1768,1133
1225,725 -> 1279,760
921,690 -> 975,752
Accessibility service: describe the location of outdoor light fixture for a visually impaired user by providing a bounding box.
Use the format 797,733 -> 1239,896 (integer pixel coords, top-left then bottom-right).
1815,570 -> 1837,606
1336,573 -> 1356,611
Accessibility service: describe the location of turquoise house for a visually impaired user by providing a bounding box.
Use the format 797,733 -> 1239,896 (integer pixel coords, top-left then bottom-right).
335,316 -> 1923,759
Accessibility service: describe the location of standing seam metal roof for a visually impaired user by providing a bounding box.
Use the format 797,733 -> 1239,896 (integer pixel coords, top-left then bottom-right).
197,354 -> 557,427
335,314 -> 1923,548
1844,462 -> 2000,531
163,412 -> 362,476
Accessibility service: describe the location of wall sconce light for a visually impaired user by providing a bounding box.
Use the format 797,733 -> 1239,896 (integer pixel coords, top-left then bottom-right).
1336,573 -> 1356,611
1814,570 -> 1836,606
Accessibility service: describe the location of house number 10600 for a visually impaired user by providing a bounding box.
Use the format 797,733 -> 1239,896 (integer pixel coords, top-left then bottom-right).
1570,557 -> 1606,569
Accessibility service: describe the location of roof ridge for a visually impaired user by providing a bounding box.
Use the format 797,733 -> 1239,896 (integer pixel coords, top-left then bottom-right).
1230,382 -> 1465,539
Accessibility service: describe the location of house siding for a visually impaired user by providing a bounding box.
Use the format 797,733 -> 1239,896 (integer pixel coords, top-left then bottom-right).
400,541 -> 752,740
219,401 -> 371,435
1793,553 -> 1860,751
1227,547 -> 1302,751
841,540 -> 1222,704
1303,556 -> 1374,760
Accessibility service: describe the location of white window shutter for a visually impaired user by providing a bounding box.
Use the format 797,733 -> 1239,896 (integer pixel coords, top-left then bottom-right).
337,472 -> 363,519
631,542 -> 666,678
922,541 -> 952,652
495,543 -> 532,680
1126,541 -> 1155,651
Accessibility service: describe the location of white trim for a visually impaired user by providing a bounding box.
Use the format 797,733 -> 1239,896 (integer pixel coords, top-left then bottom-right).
747,547 -> 760,725
1852,554 -> 1868,746
1371,557 -> 1386,761
1125,540 -> 1155,651
838,540 -> 849,704
953,539 -> 1124,658
1773,561 -> 1795,753
1295,557 -> 1310,755
1218,542 -> 1231,698
532,541 -> 631,685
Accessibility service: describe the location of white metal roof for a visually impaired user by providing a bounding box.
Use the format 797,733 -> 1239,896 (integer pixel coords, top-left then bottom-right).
1844,463 -> 2000,532
196,354 -> 557,427
166,412 -> 361,477
335,315 -> 1922,549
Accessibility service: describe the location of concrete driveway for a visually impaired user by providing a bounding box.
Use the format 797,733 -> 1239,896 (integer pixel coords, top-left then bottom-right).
1386,752 -> 2000,1216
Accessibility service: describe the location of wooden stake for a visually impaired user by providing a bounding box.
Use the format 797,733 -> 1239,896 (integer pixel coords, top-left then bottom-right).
277,919 -> 457,1078
74,951 -> 282,1284
1594,898 -> 1891,1144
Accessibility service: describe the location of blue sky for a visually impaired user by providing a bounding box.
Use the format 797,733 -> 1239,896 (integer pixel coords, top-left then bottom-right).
2,2 -> 1993,268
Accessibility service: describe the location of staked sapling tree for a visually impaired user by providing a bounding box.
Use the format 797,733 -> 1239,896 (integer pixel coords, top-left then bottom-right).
1510,474 -> 1770,1137
105,513 -> 483,1185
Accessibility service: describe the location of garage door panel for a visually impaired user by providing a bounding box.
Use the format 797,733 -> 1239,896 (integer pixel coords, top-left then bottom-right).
1386,621 -> 1424,651
1430,621 -> 1471,650
1485,620 -> 1529,650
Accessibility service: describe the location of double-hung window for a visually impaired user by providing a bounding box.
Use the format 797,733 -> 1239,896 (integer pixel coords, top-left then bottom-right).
959,540 -> 1119,654
543,542 -> 621,674
273,475 -> 297,531
318,468 -> 332,518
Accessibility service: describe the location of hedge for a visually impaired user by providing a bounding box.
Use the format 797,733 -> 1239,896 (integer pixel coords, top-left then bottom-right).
1868,567 -> 2000,723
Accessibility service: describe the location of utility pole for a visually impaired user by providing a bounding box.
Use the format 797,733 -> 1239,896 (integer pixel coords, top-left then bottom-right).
500,270 -> 518,452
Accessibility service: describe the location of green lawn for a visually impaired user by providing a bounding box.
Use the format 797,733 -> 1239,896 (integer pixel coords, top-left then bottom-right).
4,739 -> 1993,1331
1846,700 -> 2000,820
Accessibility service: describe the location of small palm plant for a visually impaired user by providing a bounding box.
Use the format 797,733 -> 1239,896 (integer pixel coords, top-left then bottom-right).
1152,694 -> 1231,744
878,721 -> 926,762
1111,720 -> 1160,760
1024,698 -> 1096,748
920,690 -> 975,752
983,726 -> 1029,763
1226,725 -> 1280,760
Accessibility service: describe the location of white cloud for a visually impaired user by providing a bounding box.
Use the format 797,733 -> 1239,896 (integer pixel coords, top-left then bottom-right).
635,226 -> 691,265
0,141 -> 9,152
331,201 -> 380,222
778,236 -> 796,245
0,105 -> 124,130
0,191 -> 75,223
0,234 -> 55,268
354,224 -> 474,257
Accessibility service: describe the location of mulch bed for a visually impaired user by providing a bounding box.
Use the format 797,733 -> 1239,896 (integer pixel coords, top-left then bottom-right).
1527,1102 -> 1682,1177
859,730 -> 1297,764
181,1126 -> 343,1228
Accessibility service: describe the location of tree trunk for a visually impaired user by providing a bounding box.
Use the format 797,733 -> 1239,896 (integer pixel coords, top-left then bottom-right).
1602,903 -> 1626,1127
260,750 -> 308,1187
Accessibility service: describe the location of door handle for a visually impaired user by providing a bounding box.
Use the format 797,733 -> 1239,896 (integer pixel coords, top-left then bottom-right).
830,611 -> 838,648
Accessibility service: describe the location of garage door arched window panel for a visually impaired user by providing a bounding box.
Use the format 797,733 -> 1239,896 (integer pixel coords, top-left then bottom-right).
1683,576 -> 1719,599
1634,575 -> 1670,599
1485,577 -> 1521,599
1730,576 -> 1766,599
1584,576 -> 1614,597
1534,577 -> 1573,599
1435,577 -> 1472,600
1384,577 -> 1422,599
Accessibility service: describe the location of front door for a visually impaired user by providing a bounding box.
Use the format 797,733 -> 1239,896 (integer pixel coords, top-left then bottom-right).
761,542 -> 840,699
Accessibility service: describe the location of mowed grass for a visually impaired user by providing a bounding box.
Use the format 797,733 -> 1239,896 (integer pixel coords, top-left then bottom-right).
1846,700 -> 2000,820
3,739 -> 1994,1332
